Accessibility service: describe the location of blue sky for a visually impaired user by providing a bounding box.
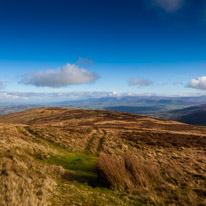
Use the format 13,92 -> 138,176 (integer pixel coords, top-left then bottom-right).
0,0 -> 206,103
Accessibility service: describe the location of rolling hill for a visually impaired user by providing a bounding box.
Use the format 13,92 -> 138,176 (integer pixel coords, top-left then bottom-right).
0,104 -> 39,115
0,107 -> 205,205
168,104 -> 206,126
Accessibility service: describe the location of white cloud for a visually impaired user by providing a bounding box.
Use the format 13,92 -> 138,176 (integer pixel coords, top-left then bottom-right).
152,0 -> 184,12
128,77 -> 152,87
0,92 -> 24,100
19,63 -> 99,88
51,91 -> 140,99
188,76 -> 206,90
0,91 -> 157,102
3,91 -> 206,103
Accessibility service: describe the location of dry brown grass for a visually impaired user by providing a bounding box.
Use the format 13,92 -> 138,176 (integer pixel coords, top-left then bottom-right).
97,152 -> 162,205
97,152 -> 160,192
0,124 -> 64,206
0,107 -> 205,205
97,152 -> 206,205
0,157 -> 55,206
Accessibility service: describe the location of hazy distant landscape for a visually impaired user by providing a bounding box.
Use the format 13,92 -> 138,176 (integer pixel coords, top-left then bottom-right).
1,96 -> 206,126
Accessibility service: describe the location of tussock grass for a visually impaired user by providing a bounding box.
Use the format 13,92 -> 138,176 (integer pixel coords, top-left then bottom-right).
97,152 -> 206,205
0,156 -> 63,206
97,152 -> 161,204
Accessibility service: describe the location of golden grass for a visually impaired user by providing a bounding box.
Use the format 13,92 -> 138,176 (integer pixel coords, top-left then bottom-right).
0,107 -> 205,205
97,152 -> 160,191
0,122 -> 142,206
97,150 -> 206,205
0,157 -> 55,206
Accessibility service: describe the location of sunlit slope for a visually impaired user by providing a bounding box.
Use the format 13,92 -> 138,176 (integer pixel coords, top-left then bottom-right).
0,107 -> 205,149
0,107 -> 205,205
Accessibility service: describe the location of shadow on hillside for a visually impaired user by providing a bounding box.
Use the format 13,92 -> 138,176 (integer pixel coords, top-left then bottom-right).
61,171 -> 104,188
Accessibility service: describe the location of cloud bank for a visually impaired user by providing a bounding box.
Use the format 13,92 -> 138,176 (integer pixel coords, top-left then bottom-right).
0,92 -> 28,100
188,76 -> 206,90
151,0 -> 184,12
128,77 -> 152,87
20,63 -> 99,88
0,91 -> 157,102
2,91 -> 206,103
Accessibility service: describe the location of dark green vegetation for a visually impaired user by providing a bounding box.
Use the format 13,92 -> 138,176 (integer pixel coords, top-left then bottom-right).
41,152 -> 101,187
0,107 -> 205,205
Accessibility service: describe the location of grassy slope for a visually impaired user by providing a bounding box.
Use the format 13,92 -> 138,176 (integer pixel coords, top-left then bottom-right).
37,138 -> 143,206
0,107 -> 205,205
0,120 -> 143,205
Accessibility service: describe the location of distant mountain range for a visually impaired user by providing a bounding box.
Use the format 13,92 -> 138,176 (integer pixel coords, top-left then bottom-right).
56,96 -> 206,109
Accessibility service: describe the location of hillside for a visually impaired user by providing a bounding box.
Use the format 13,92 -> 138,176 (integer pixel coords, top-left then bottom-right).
168,104 -> 206,126
0,104 -> 39,115
151,104 -> 206,126
0,107 -> 205,205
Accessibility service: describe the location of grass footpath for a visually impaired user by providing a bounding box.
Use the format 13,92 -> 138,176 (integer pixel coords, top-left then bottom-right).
35,140 -> 144,206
